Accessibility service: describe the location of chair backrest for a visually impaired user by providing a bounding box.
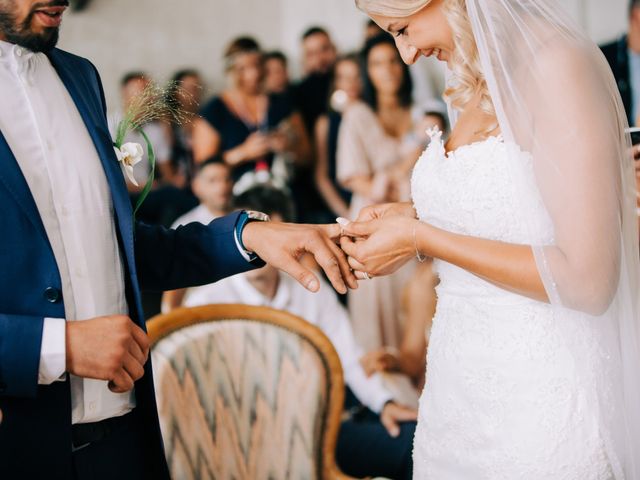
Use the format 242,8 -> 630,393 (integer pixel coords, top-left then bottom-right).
147,304 -> 349,480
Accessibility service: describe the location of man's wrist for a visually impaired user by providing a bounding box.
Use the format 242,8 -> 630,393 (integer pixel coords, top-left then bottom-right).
241,221 -> 259,254
234,211 -> 270,262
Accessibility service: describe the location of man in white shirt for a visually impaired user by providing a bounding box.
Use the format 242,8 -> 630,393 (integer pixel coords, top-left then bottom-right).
0,2 -> 357,478
172,155 -> 232,227
162,155 -> 233,312
184,186 -> 418,480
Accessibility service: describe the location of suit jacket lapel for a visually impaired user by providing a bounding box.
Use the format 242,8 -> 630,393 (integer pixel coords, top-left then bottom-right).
0,131 -> 49,238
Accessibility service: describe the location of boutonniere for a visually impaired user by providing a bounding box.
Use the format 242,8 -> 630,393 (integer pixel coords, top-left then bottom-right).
113,142 -> 144,186
112,81 -> 189,220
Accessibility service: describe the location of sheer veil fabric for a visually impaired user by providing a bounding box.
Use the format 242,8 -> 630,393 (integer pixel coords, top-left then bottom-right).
465,2 -> 639,478
358,0 -> 640,478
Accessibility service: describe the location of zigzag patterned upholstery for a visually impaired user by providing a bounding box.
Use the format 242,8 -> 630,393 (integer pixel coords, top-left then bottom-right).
147,304 -> 352,480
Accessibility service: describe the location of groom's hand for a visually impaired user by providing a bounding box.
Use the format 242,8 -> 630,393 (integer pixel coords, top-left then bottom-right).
242,222 -> 358,294
66,315 -> 149,393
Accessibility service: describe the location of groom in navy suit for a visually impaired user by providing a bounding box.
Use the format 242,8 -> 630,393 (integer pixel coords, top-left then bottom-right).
0,1 -> 356,478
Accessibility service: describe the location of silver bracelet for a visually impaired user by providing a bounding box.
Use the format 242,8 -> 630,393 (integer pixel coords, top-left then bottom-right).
413,222 -> 428,263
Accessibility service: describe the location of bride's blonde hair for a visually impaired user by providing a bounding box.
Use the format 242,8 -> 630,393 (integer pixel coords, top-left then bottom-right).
355,0 -> 494,116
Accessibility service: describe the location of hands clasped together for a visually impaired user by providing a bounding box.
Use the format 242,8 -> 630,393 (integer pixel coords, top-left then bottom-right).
66,202 -> 423,394
243,201 -> 422,292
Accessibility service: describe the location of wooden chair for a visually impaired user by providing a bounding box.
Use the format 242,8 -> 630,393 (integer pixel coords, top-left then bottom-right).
147,304 -> 356,480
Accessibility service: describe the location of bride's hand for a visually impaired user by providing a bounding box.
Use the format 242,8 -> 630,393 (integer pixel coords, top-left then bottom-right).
352,202 -> 417,223
339,217 -> 417,279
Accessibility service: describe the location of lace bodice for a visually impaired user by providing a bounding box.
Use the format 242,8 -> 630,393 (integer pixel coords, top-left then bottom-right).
411,127 -> 555,302
409,128 -> 613,480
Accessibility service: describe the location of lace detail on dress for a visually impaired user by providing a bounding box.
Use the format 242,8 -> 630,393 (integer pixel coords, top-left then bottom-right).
410,127 -> 614,480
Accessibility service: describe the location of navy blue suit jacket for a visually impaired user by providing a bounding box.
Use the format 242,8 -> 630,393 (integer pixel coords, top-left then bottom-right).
0,48 -> 258,478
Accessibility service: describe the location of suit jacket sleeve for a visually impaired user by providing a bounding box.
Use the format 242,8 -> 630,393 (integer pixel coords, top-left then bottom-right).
0,314 -> 44,398
134,211 -> 264,292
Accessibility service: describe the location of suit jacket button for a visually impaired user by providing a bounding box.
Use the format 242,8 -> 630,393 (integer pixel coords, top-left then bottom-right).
44,287 -> 62,303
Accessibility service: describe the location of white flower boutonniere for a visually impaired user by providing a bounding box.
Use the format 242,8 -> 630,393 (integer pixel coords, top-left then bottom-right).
111,80 -> 190,220
114,142 -> 144,187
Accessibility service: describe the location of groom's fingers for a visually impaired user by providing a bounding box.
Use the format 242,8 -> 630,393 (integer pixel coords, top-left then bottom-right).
281,255 -> 322,293
316,223 -> 342,242
304,234 -> 348,294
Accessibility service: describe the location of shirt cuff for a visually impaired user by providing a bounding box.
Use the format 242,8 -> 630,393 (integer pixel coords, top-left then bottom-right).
367,387 -> 394,414
38,317 -> 67,385
233,225 -> 253,262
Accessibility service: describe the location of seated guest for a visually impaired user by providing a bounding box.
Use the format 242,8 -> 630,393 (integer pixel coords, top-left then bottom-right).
161,156 -> 233,313
108,72 -> 173,192
192,37 -> 310,194
263,51 -> 291,97
165,69 -> 205,189
183,185 -> 418,480
360,261 -> 439,391
314,54 -> 362,221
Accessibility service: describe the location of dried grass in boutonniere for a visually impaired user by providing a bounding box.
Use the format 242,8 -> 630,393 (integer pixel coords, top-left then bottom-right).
113,81 -> 191,219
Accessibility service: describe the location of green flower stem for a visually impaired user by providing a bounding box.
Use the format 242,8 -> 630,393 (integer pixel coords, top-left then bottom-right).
133,128 -> 156,219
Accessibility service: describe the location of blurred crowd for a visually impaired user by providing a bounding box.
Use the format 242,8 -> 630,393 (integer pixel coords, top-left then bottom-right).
109,20 -> 448,479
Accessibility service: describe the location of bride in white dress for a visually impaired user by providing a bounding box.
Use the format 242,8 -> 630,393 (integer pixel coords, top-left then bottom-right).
338,0 -> 640,478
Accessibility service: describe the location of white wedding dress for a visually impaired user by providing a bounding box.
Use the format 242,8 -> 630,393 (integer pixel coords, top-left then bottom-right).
410,127 -> 614,479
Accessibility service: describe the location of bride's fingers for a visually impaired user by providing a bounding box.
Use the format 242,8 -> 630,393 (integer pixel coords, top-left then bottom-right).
354,270 -> 374,281
348,256 -> 367,272
324,237 -> 359,290
340,236 -> 361,259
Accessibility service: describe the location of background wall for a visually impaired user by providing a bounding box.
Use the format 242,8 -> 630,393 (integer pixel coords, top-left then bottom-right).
58,0 -> 630,113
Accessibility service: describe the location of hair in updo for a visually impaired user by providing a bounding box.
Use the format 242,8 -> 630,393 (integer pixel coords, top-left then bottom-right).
355,0 -> 495,117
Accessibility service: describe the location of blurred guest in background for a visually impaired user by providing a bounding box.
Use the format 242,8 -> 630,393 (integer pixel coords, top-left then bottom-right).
293,26 -> 338,135
183,185 -> 417,480
291,26 -> 339,222
193,36 -> 310,195
601,0 -> 640,126
314,54 -> 362,221
162,156 -> 233,312
337,34 -> 427,352
263,50 -> 291,97
109,72 -> 173,192
364,18 -> 384,41
165,69 -> 205,189
360,261 -> 439,390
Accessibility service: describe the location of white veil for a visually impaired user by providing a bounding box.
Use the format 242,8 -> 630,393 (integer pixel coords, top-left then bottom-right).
464,2 -> 639,478
358,0 -> 640,477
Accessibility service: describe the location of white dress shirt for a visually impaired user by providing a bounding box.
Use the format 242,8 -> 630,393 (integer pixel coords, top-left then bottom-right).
171,204 -> 218,229
183,273 -> 394,414
0,40 -> 133,424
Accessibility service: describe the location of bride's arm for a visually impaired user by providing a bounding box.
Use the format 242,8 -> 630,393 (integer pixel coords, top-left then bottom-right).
415,222 -> 547,302
340,216 -> 548,303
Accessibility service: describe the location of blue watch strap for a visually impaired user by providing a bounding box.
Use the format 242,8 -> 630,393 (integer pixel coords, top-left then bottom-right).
235,211 -> 259,262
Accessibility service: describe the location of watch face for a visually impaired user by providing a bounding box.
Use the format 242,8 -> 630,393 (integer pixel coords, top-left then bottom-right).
246,210 -> 270,222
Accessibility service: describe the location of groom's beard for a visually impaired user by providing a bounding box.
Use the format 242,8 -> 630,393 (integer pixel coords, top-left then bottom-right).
0,0 -> 68,53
